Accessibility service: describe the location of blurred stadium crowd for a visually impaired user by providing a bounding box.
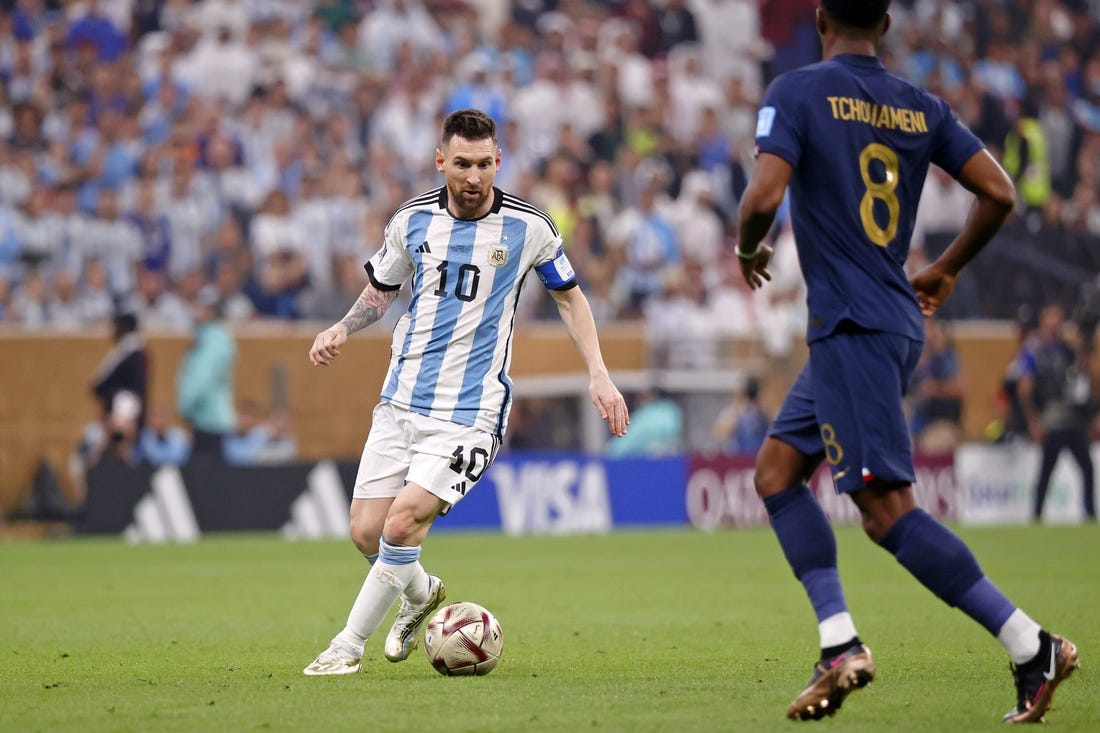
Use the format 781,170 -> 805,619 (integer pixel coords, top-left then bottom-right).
0,0 -> 1098,346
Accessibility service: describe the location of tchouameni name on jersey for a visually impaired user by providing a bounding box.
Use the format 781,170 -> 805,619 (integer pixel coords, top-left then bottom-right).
825,96 -> 929,133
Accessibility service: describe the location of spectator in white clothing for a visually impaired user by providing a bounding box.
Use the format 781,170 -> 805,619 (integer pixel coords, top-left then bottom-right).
644,265 -> 722,368
690,0 -> 770,90
84,189 -> 142,296
356,0 -> 445,72
13,187 -> 56,271
161,163 -> 210,281
48,271 -> 87,330
200,259 -> 254,324
251,189 -> 307,269
76,257 -> 116,326
10,267 -> 50,328
177,25 -> 257,107
192,0 -> 251,42
668,170 -> 725,267
292,174 -> 336,290
667,46 -> 724,144
47,182 -> 90,279
201,130 -> 264,220
124,263 -> 193,331
601,20 -> 655,110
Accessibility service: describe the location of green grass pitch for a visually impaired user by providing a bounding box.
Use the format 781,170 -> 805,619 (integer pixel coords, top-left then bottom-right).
2,525 -> 1098,732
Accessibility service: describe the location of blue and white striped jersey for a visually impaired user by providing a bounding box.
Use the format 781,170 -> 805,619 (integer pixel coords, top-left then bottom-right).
366,186 -> 577,436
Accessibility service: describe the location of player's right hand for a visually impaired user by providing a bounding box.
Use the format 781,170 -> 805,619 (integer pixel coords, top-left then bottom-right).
309,324 -> 348,366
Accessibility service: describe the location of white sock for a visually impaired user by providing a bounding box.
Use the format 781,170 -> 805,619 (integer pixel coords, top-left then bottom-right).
819,612 -> 859,649
333,626 -> 366,652
366,551 -> 421,603
402,561 -> 431,604
342,539 -> 422,640
997,609 -> 1042,664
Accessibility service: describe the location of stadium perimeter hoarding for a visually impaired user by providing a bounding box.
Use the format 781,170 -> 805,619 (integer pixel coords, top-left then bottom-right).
78,446 -> 1096,542
955,443 -> 1096,525
685,452 -> 959,528
80,453 -> 690,542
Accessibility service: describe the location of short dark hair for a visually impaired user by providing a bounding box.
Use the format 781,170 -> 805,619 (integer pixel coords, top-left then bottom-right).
820,0 -> 890,30
113,311 -> 139,338
442,109 -> 497,146
745,376 -> 760,401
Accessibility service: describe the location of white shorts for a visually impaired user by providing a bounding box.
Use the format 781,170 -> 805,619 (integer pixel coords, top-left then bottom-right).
352,402 -> 501,507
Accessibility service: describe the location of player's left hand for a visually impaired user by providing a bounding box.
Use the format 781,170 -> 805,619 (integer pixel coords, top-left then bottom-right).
589,373 -> 629,437
738,244 -> 773,290
909,264 -> 956,318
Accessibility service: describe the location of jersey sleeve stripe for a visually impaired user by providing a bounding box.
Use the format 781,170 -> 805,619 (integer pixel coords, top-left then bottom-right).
500,195 -> 560,237
365,261 -> 401,291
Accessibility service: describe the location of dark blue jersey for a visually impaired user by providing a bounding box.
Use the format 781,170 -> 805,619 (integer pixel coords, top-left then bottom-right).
754,54 -> 983,343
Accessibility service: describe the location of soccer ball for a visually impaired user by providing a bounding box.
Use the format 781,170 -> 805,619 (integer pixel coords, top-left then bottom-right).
424,601 -> 504,676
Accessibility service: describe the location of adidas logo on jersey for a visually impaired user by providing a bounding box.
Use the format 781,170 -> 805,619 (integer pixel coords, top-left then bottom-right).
416,241 -> 432,254
450,481 -> 468,496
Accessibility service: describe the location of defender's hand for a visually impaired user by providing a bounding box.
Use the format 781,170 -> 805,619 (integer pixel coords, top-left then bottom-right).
910,264 -> 956,318
738,244 -> 774,290
310,324 -> 348,366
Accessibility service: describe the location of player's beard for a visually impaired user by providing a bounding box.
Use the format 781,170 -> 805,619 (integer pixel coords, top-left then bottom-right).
449,183 -> 489,218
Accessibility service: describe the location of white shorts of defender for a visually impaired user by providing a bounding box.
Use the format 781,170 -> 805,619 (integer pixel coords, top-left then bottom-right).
352,402 -> 500,507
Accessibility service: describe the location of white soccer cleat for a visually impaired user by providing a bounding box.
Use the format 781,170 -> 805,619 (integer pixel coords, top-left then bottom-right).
303,642 -> 362,676
384,574 -> 447,662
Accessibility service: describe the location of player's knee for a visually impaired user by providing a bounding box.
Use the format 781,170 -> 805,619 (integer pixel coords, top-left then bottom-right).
754,462 -> 792,499
857,498 -> 907,543
861,503 -> 912,544
753,438 -> 814,498
350,532 -> 377,556
854,482 -> 915,543
381,511 -> 419,546
861,515 -> 889,544
349,517 -> 378,555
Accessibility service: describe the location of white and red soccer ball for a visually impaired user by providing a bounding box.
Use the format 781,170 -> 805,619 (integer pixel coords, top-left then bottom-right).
424,601 -> 504,676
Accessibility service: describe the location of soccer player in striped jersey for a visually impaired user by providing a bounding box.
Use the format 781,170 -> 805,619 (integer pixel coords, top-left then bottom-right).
303,109 -> 629,675
736,0 -> 1078,723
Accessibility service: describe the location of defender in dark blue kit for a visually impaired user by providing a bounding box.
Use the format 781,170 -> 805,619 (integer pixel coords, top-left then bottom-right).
736,0 -> 1079,723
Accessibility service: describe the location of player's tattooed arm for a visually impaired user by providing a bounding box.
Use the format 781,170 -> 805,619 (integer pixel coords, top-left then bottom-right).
310,283 -> 399,366
339,285 -> 399,335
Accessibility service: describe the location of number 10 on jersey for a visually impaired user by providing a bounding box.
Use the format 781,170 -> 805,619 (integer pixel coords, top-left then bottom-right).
433,260 -> 482,301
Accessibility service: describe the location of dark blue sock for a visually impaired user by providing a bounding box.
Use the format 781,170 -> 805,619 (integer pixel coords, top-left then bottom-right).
763,486 -> 848,621
880,509 -> 1015,635
956,578 -> 1018,635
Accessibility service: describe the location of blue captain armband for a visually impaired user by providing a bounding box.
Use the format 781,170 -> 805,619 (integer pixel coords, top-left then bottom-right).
535,249 -> 577,290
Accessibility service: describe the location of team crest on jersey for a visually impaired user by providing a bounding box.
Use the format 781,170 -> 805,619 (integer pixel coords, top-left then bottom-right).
488,245 -> 509,267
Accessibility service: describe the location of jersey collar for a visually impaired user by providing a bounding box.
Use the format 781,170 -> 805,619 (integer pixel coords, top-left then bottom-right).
833,53 -> 886,71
